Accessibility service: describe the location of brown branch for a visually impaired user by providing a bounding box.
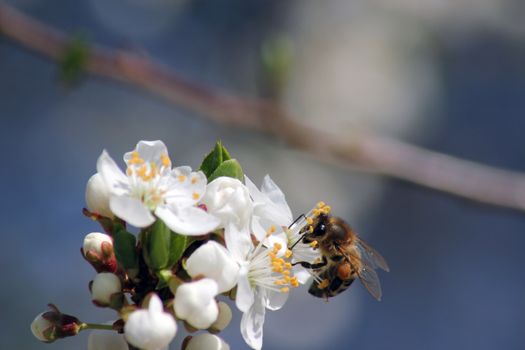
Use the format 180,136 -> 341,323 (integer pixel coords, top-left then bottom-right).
2,3 -> 525,212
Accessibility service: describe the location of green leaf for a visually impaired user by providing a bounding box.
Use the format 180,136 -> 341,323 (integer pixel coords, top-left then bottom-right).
208,159 -> 244,182
199,141 -> 224,178
167,232 -> 187,268
113,229 -> 138,270
144,220 -> 171,270
220,143 -> 232,161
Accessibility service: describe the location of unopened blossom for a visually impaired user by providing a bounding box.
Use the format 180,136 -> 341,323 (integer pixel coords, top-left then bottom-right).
201,177 -> 253,261
185,333 -> 230,350
97,140 -> 219,235
246,175 -> 320,284
174,278 -> 219,329
210,301 -> 233,332
185,241 -> 240,293
86,173 -> 113,218
124,294 -> 177,350
91,273 -> 121,306
83,232 -> 117,272
31,313 -> 54,342
88,330 -> 128,350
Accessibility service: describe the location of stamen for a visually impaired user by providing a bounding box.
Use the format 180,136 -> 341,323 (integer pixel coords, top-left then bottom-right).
161,154 -> 171,167
191,176 -> 198,184
285,249 -> 293,258
192,192 -> 200,200
309,240 -> 318,248
178,175 -> 187,182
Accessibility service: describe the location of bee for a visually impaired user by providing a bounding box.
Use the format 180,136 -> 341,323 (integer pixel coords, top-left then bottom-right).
293,205 -> 389,301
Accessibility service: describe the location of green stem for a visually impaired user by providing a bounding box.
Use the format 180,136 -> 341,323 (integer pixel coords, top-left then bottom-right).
80,323 -> 115,331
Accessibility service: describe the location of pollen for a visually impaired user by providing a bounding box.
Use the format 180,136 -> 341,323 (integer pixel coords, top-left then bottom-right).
309,226 -> 314,233
160,153 -> 171,167
309,240 -> 318,248
269,225 -> 276,234
273,242 -> 282,251
285,249 -> 293,258
191,176 -> 198,184
306,217 -> 314,225
178,175 -> 187,182
317,201 -> 326,208
192,192 -> 200,200
318,279 -> 330,289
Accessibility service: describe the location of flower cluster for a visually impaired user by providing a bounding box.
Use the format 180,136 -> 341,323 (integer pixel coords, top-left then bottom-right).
31,140 -> 323,350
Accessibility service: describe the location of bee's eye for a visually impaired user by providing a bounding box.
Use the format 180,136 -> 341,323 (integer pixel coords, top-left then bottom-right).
328,224 -> 347,241
313,223 -> 326,237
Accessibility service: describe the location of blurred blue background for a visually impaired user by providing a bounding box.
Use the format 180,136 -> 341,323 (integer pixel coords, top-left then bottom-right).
2,0 -> 525,349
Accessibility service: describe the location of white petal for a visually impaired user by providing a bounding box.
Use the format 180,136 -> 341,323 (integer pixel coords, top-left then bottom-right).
211,301 -> 233,331
264,288 -> 289,311
293,266 -> 313,285
124,140 -> 169,168
174,279 -> 219,329
185,241 -> 240,293
186,333 -> 230,350
235,264 -> 255,313
261,175 -> 292,221
31,313 -> 52,342
85,173 -> 114,218
96,150 -> 128,196
240,289 -> 266,350
88,330 -> 128,350
110,195 -> 155,227
165,168 -> 207,205
91,273 -> 121,305
224,222 -> 253,262
244,175 -> 265,205
124,294 -> 177,350
251,216 -> 268,241
83,232 -> 113,256
155,204 -> 220,236
264,233 -> 288,256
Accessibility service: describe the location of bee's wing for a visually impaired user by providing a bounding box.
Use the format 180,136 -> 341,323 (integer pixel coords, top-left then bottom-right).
357,265 -> 382,301
356,238 -> 390,272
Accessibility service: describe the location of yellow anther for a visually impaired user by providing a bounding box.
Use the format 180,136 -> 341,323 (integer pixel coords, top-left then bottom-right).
322,206 -> 331,214
291,279 -> 299,288
191,176 -> 198,184
309,240 -> 318,248
282,270 -> 291,276
161,154 -> 171,167
126,168 -> 133,176
313,209 -> 321,217
284,249 -> 292,258
318,279 -> 330,289
137,165 -> 148,179
280,287 -> 290,293
284,262 -> 292,269
317,201 -> 326,208
283,275 -> 291,282
309,226 -> 314,233
273,267 -> 283,273
269,225 -> 276,234
306,217 -> 314,225
269,252 -> 277,259
274,280 -> 284,285
192,192 -> 200,200
178,175 -> 187,182
273,242 -> 282,251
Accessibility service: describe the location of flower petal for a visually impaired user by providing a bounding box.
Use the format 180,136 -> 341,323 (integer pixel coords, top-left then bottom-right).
240,288 -> 266,350
96,150 -> 128,196
261,175 -> 292,220
224,222 -> 253,262
164,168 -> 207,205
110,195 -> 155,228
174,279 -> 219,329
124,140 -> 169,168
235,264 -> 254,313
185,241 -> 240,293
264,288 -> 289,311
185,334 -> 230,350
155,204 -> 220,236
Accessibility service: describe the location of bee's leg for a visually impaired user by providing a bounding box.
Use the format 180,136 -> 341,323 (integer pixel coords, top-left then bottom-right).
293,256 -> 327,269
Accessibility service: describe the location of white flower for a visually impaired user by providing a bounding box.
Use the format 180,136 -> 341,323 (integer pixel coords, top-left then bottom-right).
210,301 -> 233,332
185,333 -> 230,350
174,278 -> 219,329
31,313 -> 53,342
185,241 -> 240,293
83,232 -> 113,257
97,140 -> 220,235
91,273 -> 121,306
88,330 -> 128,350
201,177 -> 253,261
86,173 -> 113,218
246,175 -> 320,284
124,294 -> 176,350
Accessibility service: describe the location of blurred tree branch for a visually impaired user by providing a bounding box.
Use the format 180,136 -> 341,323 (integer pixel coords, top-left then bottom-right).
2,3 -> 525,213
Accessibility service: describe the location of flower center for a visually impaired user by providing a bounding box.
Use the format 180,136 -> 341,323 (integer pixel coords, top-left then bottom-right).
125,151 -> 172,210
247,226 -> 299,293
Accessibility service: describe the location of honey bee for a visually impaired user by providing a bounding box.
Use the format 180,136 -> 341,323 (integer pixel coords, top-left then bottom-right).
293,205 -> 389,300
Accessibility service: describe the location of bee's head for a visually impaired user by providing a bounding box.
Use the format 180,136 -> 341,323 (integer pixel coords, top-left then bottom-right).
325,217 -> 351,242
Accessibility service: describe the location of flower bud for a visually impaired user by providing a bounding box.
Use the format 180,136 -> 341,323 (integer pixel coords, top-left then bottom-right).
209,301 -> 232,333
91,273 -> 122,307
82,232 -> 117,273
86,173 -> 113,218
124,294 -> 177,350
185,241 -> 239,293
30,305 -> 82,343
174,279 -> 219,329
88,330 -> 128,350
185,334 -> 230,350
